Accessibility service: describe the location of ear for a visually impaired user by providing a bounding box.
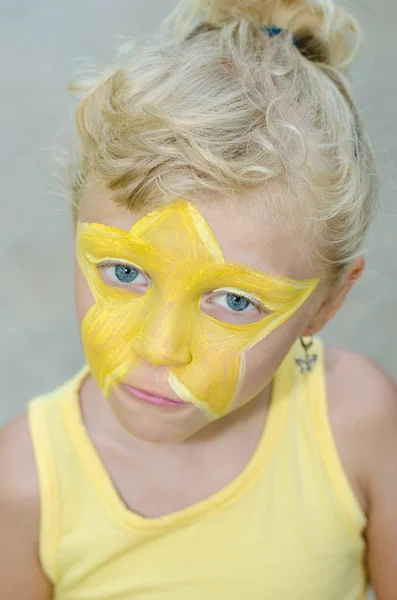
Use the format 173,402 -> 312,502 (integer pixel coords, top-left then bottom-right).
302,257 -> 365,336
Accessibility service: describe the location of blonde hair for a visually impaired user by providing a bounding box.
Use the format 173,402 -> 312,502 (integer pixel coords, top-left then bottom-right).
70,0 -> 377,283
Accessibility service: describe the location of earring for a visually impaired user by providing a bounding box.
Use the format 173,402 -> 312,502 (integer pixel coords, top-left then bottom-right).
295,332 -> 317,374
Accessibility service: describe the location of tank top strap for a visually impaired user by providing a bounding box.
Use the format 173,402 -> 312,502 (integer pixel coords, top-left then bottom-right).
27,367 -> 89,583
291,337 -> 366,534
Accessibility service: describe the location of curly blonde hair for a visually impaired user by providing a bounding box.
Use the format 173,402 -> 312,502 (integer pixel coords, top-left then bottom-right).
70,0 -> 377,283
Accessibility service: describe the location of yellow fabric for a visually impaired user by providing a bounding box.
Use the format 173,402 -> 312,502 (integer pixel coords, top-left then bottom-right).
77,201 -> 318,416
28,338 -> 367,600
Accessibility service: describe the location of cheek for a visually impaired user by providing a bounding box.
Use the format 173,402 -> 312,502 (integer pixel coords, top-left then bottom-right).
239,337 -> 289,402
234,309 -> 311,408
74,260 -> 95,324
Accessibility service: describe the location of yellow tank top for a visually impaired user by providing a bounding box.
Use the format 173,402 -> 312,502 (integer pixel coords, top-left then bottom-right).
28,338 -> 368,600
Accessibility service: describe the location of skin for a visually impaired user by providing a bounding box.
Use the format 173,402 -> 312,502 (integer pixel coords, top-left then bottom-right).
76,195 -> 319,436
76,200 -> 318,418
0,182 -> 397,599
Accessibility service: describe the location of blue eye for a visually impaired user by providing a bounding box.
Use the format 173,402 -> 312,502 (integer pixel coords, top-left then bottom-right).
99,262 -> 148,287
210,290 -> 261,314
226,294 -> 250,312
115,265 -> 139,283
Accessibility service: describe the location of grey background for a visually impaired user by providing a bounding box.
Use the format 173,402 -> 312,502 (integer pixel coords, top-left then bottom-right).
1,0 -> 396,427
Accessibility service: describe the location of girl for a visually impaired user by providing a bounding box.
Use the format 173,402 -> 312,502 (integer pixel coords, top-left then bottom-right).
1,1 -> 396,598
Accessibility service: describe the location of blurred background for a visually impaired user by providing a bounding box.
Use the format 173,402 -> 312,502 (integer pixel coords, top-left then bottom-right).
0,0 -> 396,426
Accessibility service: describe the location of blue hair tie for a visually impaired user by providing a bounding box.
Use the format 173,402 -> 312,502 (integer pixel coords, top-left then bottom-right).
262,25 -> 300,48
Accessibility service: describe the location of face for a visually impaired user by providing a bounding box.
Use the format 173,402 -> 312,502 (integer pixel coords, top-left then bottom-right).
75,184 -> 327,442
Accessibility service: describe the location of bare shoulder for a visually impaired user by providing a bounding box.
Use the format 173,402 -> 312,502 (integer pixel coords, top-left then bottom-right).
0,411 -> 40,502
325,346 -> 397,434
0,412 -> 41,545
0,413 -> 52,598
324,346 -> 397,514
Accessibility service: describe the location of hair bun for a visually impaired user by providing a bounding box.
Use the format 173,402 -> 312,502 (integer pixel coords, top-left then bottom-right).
167,0 -> 362,70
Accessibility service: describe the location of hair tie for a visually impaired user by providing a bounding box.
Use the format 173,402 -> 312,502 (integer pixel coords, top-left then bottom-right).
262,25 -> 300,48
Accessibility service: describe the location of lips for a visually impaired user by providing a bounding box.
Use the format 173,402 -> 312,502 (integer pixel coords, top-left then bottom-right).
124,384 -> 186,407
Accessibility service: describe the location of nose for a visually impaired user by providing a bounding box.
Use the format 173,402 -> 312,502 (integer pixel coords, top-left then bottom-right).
131,306 -> 192,368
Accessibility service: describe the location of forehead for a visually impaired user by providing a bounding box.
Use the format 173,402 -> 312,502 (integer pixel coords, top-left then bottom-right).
78,182 -> 317,280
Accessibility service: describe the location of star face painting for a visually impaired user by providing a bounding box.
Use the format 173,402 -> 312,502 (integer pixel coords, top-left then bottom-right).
76,201 -> 318,417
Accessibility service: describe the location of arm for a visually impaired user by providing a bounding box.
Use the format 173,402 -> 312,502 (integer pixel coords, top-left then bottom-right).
363,366 -> 397,599
333,354 -> 397,599
326,349 -> 397,598
0,414 -> 52,599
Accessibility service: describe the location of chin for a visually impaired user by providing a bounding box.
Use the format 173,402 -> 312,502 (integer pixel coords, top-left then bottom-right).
107,386 -> 211,443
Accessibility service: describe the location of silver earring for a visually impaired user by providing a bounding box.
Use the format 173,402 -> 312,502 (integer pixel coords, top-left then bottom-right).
295,332 -> 317,374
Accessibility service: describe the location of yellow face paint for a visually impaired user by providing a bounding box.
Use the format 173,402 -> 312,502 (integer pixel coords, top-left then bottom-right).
77,201 -> 318,417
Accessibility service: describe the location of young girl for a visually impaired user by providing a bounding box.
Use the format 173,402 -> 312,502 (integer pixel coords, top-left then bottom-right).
1,0 -> 396,598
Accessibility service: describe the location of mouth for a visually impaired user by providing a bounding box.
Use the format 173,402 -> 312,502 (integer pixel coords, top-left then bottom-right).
123,384 -> 187,408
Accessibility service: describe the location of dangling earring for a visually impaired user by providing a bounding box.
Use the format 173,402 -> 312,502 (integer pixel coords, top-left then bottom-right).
295,331 -> 317,374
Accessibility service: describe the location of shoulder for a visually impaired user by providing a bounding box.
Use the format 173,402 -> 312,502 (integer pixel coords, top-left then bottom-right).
324,346 -> 397,514
0,414 -> 53,597
0,413 -> 41,557
0,411 -> 40,512
324,346 -> 397,431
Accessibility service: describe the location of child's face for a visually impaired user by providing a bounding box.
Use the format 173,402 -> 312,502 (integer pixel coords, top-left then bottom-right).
75,183 -> 327,442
